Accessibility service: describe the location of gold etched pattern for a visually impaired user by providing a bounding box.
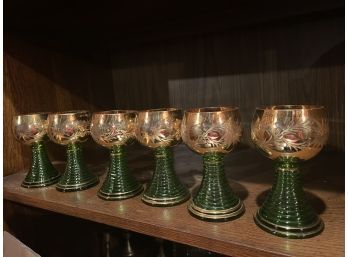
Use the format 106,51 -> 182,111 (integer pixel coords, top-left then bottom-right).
135,108 -> 182,148
251,105 -> 329,160
47,111 -> 91,145
13,113 -> 49,145
182,107 -> 242,154
90,111 -> 136,148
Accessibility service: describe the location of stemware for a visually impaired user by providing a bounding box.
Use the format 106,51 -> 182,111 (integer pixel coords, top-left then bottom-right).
251,105 -> 329,238
181,107 -> 244,221
90,110 -> 143,200
12,113 -> 60,188
47,110 -> 99,191
135,108 -> 190,206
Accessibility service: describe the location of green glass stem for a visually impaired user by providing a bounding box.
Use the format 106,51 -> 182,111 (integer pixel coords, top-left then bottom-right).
56,142 -> 99,192
142,147 -> 190,206
98,145 -> 143,200
188,152 -> 244,221
255,158 -> 324,238
22,141 -> 60,188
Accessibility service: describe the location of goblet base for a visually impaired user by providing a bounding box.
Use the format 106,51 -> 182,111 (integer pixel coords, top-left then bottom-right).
142,193 -> 190,207
255,159 -> 324,238
254,210 -> 324,239
188,199 -> 244,221
141,147 -> 190,207
56,177 -> 99,192
98,184 -> 144,200
56,143 -> 99,192
21,173 -> 61,188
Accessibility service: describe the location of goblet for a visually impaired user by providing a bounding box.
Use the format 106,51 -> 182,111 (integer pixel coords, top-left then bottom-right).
47,111 -> 99,192
12,113 -> 60,188
181,107 -> 244,221
135,108 -> 190,206
90,110 -> 143,200
251,105 -> 329,238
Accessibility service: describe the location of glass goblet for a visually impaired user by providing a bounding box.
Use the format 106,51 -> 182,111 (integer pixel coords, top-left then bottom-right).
12,113 -> 60,188
135,108 -> 190,206
251,105 -> 329,238
90,110 -> 143,200
181,107 -> 244,221
47,110 -> 99,192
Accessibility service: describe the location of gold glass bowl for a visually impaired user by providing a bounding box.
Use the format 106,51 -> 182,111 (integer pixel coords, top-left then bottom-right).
12,113 -> 60,188
251,105 -> 329,238
135,108 -> 190,206
48,110 -> 99,191
90,110 -> 143,200
181,107 -> 244,221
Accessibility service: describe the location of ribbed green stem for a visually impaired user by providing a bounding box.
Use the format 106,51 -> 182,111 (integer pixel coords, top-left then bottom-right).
255,158 -> 323,238
56,142 -> 98,192
98,145 -> 142,200
22,141 -> 60,188
142,147 -> 189,206
193,152 -> 240,210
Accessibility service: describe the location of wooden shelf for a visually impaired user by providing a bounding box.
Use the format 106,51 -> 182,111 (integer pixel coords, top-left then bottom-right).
4,146 -> 344,257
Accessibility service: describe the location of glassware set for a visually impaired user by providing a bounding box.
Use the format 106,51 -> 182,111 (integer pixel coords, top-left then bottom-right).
12,105 -> 329,239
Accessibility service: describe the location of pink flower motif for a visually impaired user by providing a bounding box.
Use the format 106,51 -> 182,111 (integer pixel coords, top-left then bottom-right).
30,126 -> 38,135
65,127 -> 74,136
207,130 -> 222,141
158,129 -> 169,138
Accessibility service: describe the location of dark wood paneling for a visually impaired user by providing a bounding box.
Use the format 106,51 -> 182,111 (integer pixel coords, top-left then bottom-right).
111,15 -> 344,150
4,1 -> 344,51
4,35 -> 114,175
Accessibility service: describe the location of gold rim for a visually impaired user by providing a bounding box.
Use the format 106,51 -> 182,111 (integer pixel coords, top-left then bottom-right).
13,112 -> 50,119
190,200 -> 243,214
56,178 -> 99,191
49,110 -> 90,116
256,105 -> 325,111
142,193 -> 188,201
22,173 -> 61,185
141,194 -> 190,206
185,106 -> 239,113
92,110 -> 137,115
137,108 -> 181,114
254,212 -> 324,238
98,185 -> 144,200
188,200 -> 244,220
255,210 -> 322,230
21,174 -> 61,188
99,184 -> 143,196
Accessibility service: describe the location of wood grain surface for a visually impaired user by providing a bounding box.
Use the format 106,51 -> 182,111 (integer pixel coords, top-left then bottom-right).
4,145 -> 344,257
4,35 -> 114,175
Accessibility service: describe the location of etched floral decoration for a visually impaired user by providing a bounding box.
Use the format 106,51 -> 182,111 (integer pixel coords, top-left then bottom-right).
251,105 -> 329,239
182,108 -> 242,154
12,113 -> 61,188
47,111 -> 99,192
135,108 -> 189,206
251,107 -> 329,159
90,111 -> 142,200
140,118 -> 181,147
136,109 -> 182,149
90,111 -> 136,148
181,107 -> 244,221
99,125 -> 132,144
15,122 -> 46,143
48,111 -> 90,145
190,117 -> 241,149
